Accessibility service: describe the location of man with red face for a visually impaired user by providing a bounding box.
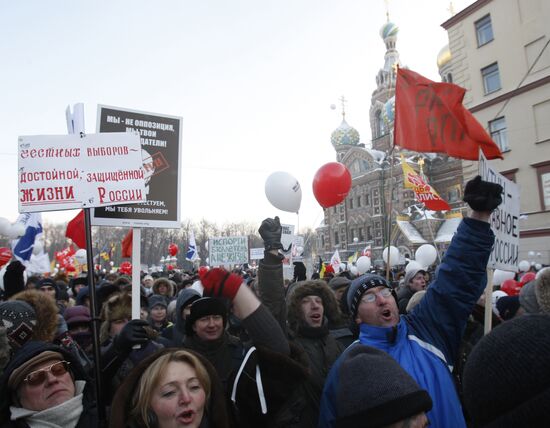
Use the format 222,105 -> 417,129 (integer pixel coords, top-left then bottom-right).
319,176 -> 504,428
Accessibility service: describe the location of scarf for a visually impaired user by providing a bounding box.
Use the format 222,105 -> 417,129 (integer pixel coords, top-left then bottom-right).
10,380 -> 86,428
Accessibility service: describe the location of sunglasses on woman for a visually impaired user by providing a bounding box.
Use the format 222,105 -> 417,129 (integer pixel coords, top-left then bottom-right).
23,361 -> 71,386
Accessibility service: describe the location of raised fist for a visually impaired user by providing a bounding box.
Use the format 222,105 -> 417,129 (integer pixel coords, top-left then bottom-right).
258,217 -> 283,251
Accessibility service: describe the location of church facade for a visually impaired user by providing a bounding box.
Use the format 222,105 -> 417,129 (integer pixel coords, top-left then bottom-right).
315,21 -> 467,267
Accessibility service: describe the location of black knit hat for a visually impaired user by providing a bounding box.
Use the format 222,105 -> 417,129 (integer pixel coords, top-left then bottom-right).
463,314 -> 550,427
185,297 -> 228,336
346,274 -> 394,317
336,345 -> 432,427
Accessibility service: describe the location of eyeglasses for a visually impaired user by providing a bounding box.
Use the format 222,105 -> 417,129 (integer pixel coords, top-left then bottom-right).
23,361 -> 71,386
361,288 -> 393,304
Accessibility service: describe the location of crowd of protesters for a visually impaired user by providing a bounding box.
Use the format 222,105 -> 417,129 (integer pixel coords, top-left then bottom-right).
1,176 -> 550,428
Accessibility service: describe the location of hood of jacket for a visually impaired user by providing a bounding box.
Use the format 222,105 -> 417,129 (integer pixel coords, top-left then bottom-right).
11,289 -> 59,342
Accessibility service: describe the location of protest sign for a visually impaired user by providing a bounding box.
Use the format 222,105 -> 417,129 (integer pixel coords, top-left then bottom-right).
209,236 -> 249,266
249,247 -> 264,260
479,151 -> 520,271
92,105 -> 182,228
281,223 -> 295,250
18,133 -> 145,213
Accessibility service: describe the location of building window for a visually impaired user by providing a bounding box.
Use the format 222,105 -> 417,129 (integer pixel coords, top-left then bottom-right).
489,117 -> 509,151
349,198 -> 354,209
475,15 -> 494,47
482,63 -> 501,94
447,73 -> 453,83
365,194 -> 370,205
448,185 -> 461,203
320,235 -> 325,247
334,231 -> 339,245
358,227 -> 364,241
333,206 -> 337,214
367,226 -> 372,239
340,214 -> 345,221
357,196 -> 361,207
532,161 -> 550,211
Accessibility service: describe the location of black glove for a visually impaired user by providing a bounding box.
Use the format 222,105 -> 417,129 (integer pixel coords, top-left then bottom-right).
259,217 -> 283,251
3,260 -> 25,299
463,175 -> 503,212
113,319 -> 149,353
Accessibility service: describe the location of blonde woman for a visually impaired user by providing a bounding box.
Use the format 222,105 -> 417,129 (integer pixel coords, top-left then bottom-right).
110,349 -> 230,428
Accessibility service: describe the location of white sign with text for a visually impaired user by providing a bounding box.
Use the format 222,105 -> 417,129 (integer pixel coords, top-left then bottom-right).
209,236 -> 249,266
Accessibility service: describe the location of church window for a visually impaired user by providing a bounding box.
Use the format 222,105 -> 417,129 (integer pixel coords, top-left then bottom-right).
375,110 -> 385,138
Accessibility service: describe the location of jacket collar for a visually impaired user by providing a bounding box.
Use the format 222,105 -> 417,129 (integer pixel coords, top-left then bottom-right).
359,317 -> 406,345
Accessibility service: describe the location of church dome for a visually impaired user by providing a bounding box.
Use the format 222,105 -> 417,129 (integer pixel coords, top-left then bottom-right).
437,44 -> 452,68
379,21 -> 399,40
331,119 -> 360,147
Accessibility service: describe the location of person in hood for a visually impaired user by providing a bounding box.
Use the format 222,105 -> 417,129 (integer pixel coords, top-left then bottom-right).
0,341 -> 97,427
397,267 -> 427,314
319,176 -> 503,428
162,288 -> 201,346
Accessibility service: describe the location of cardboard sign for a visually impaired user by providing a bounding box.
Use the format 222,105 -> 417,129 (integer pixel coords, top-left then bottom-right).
479,151 -> 520,271
249,247 -> 264,260
209,236 -> 249,266
92,105 -> 182,228
18,133 -> 145,213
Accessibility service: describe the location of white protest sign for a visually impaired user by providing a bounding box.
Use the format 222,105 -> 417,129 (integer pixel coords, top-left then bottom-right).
18,133 -> 145,213
479,151 -> 520,271
250,248 -> 264,260
209,236 -> 249,266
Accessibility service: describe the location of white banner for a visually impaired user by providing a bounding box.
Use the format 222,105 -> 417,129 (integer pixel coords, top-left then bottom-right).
479,151 -> 520,271
209,236 -> 249,266
18,133 -> 145,212
249,248 -> 264,260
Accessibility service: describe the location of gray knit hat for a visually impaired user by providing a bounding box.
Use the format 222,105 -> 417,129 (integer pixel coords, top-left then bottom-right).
519,280 -> 540,314
347,274 -> 393,317
403,268 -> 426,288
535,268 -> 550,313
336,345 -> 432,427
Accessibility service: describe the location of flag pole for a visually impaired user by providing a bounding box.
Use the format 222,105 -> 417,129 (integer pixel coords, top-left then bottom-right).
385,144 -> 396,282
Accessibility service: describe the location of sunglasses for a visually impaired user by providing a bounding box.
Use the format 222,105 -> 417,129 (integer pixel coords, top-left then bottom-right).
23,361 -> 71,386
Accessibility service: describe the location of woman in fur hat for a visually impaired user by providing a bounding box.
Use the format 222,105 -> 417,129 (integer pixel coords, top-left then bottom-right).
110,348 -> 230,428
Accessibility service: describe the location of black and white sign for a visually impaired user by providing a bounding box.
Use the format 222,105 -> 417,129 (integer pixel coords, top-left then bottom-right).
92,105 -> 182,228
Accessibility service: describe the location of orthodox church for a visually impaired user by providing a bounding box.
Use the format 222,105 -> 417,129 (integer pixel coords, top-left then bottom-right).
316,20 -> 466,266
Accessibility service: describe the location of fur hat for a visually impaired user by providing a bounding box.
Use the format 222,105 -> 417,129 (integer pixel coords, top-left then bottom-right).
286,280 -> 342,332
0,301 -> 37,350
535,268 -> 550,313
347,274 -> 394,318
11,289 -> 59,342
152,277 -> 175,297
99,292 -> 132,343
336,345 -> 432,427
519,280 -> 540,314
185,297 -> 228,337
463,314 -> 550,427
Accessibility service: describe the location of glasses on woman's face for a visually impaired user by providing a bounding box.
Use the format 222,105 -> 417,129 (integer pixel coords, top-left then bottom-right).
361,288 -> 393,304
23,361 -> 71,387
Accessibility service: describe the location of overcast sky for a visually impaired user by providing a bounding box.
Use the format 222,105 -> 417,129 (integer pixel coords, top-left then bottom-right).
0,0 -> 474,232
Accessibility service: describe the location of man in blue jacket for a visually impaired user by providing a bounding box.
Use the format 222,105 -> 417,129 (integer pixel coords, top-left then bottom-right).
318,176 -> 503,428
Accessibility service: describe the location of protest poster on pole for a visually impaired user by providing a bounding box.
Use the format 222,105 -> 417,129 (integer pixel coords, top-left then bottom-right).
249,248 -> 264,260
92,105 -> 182,228
18,133 -> 145,213
479,151 -> 520,271
208,236 -> 249,266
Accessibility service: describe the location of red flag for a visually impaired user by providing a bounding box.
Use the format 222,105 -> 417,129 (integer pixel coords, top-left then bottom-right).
65,210 -> 86,248
121,229 -> 133,258
394,68 -> 503,160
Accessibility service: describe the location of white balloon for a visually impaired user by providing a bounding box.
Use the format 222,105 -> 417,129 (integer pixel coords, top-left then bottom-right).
6,223 -> 26,239
518,260 -> 530,272
265,171 -> 302,213
356,256 -> 371,274
535,263 -> 542,271
528,251 -> 535,257
349,265 -> 359,276
32,241 -> 44,255
382,246 -> 400,267
415,245 -> 437,267
405,260 -> 423,273
75,249 -> 87,265
0,218 -> 11,236
493,269 -> 515,286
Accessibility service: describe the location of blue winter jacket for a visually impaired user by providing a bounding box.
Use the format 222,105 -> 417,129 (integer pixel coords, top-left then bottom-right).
318,218 -> 494,428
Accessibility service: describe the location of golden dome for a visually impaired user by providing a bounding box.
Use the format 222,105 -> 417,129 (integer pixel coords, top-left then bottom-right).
437,44 -> 452,69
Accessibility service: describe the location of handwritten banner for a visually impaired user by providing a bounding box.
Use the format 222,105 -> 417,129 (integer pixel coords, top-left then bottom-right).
209,236 -> 249,266
18,133 -> 145,213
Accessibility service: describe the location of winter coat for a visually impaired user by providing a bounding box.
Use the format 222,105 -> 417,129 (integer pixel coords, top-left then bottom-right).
0,341 -> 98,428
109,347 -> 231,428
396,284 -> 415,314
319,218 -> 495,428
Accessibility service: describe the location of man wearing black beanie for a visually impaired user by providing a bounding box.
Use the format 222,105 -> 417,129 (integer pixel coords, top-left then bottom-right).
320,176 -> 503,428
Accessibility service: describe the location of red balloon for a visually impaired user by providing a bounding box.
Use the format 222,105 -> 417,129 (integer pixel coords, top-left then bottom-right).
166,264 -> 174,271
119,261 -> 132,275
198,266 -> 209,277
520,272 -> 536,285
312,162 -> 352,208
501,279 -> 521,296
0,247 -> 12,268
168,243 -> 178,257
